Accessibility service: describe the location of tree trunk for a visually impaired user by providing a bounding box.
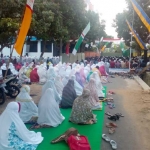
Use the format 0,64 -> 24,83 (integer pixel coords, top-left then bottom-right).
60,39 -> 62,56
40,40 -> 47,58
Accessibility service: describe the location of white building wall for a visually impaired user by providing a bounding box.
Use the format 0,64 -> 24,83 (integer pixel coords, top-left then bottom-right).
1,41 -> 53,58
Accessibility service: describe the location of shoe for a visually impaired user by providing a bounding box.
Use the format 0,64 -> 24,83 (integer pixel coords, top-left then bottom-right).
102,134 -> 110,142
108,128 -> 115,134
110,140 -> 117,149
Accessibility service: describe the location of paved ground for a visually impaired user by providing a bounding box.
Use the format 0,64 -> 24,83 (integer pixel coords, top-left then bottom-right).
101,76 -> 143,150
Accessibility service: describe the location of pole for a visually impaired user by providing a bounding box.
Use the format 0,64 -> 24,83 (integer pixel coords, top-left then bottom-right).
129,10 -> 134,71
52,42 -> 53,57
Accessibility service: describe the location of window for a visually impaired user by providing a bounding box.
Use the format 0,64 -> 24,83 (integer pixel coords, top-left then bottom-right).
27,41 -> 38,52
41,41 -> 52,53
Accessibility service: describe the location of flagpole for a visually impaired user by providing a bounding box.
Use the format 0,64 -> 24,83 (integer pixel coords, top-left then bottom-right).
129,10 -> 134,71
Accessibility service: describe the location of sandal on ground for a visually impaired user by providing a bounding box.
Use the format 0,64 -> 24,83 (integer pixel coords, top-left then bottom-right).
108,116 -> 117,121
109,127 -> 115,134
110,140 -> 117,149
114,114 -> 120,120
115,113 -> 124,117
106,122 -> 117,128
102,134 -> 110,142
105,112 -> 112,116
109,104 -> 113,109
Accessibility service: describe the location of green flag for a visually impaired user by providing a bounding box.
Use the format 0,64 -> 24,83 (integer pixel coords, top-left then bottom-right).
120,42 -> 125,51
72,22 -> 90,55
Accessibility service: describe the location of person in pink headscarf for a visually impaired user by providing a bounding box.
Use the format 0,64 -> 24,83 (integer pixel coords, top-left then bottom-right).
99,65 -> 107,76
30,67 -> 39,83
79,67 -> 86,85
85,78 -> 102,110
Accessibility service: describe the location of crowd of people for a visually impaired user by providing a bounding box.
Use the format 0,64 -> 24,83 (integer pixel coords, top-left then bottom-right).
0,54 -> 149,149
0,56 -> 108,149
84,56 -> 150,69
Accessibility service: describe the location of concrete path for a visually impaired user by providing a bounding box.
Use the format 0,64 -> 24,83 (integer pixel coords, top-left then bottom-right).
101,77 -> 142,150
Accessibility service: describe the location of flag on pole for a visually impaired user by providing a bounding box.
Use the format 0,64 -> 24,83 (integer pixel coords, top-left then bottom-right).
120,42 -> 125,51
130,0 -> 150,32
72,22 -> 90,55
101,42 -> 109,51
14,0 -> 34,55
126,19 -> 146,50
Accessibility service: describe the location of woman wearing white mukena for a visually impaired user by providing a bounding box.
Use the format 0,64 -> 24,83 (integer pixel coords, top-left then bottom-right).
16,85 -> 38,124
0,102 -> 43,150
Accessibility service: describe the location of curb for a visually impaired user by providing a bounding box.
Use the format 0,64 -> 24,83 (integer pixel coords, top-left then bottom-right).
134,76 -> 150,93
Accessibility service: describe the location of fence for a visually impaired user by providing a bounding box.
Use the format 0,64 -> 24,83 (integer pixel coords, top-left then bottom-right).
61,53 -> 85,63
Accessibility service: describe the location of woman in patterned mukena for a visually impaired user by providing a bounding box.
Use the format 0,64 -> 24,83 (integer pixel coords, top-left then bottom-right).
69,89 -> 97,125
0,102 -> 43,150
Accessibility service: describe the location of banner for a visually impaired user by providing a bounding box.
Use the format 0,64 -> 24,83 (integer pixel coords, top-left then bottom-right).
14,0 -> 34,55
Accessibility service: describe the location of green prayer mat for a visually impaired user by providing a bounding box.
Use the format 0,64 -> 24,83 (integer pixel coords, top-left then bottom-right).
30,86 -> 107,150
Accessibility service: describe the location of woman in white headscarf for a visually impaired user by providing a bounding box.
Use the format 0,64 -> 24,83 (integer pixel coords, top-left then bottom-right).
16,85 -> 38,124
58,66 -> 66,78
62,74 -> 69,87
32,88 -> 65,129
37,64 -> 47,83
0,102 -> 43,150
19,66 -> 30,83
70,75 -> 83,96
47,66 -> 57,80
85,78 -> 102,110
54,75 -> 64,96
90,72 -> 104,98
65,65 -> 72,76
9,63 -> 18,75
42,80 -> 61,104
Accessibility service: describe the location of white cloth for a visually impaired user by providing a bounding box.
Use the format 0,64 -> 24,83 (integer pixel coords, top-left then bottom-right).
37,64 -> 47,83
0,102 -> 43,150
70,75 -> 83,96
47,66 -> 57,80
90,72 -> 104,97
54,75 -> 64,96
42,80 -> 61,104
37,88 -> 65,127
16,86 -> 38,123
9,63 -> 18,75
62,75 -> 69,87
65,66 -> 72,76
19,66 -> 30,82
58,67 -> 66,78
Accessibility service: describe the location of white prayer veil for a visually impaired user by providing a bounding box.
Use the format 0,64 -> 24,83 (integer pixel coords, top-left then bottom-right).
70,75 -> 83,96
42,80 -> 61,104
37,88 -> 65,127
47,66 -> 57,80
0,102 -> 43,150
16,86 -> 38,123
90,72 -> 104,97
54,75 -> 64,96
62,74 -> 69,87
37,64 -> 47,83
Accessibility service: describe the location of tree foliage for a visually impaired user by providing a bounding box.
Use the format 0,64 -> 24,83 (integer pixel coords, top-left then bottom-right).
0,0 -> 107,52
113,0 -> 150,52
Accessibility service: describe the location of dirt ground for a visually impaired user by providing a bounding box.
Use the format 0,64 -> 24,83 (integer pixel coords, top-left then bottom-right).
0,77 -> 150,149
119,79 -> 150,150
102,77 -> 150,150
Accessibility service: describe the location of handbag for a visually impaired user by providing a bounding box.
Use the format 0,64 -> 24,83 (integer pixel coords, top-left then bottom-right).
67,135 -> 91,150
